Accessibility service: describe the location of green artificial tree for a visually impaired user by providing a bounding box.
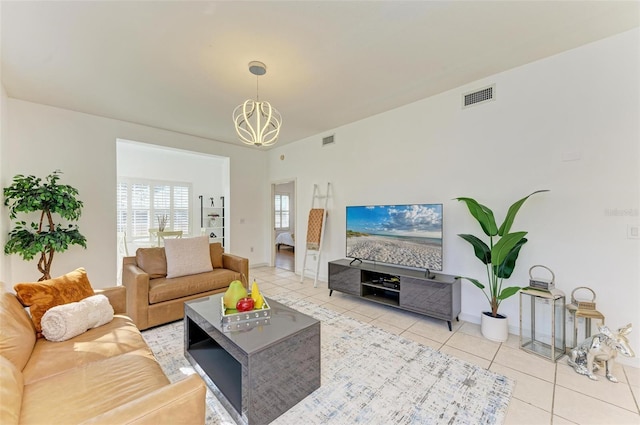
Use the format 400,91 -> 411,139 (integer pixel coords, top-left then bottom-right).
4,170 -> 87,281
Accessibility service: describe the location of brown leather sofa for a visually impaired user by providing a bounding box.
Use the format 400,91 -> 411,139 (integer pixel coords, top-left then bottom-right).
0,283 -> 206,425
123,242 -> 249,330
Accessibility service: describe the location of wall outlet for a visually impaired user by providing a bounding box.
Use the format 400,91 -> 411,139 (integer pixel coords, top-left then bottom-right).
250,247 -> 254,252
628,225 -> 639,239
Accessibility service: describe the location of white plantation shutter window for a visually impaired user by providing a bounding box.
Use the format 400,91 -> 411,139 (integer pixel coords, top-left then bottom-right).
275,195 -> 281,228
275,193 -> 290,230
281,194 -> 290,228
131,183 -> 151,238
173,186 -> 190,233
153,185 -> 170,229
117,178 -> 192,239
116,182 -> 128,233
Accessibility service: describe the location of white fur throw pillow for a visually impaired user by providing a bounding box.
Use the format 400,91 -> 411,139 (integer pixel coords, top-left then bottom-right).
41,294 -> 114,342
164,235 -> 213,279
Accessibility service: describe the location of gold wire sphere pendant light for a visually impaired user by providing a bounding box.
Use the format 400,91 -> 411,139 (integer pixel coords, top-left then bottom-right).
233,61 -> 282,147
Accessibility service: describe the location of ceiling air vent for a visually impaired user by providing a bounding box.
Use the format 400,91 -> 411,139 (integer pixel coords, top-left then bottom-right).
462,85 -> 495,108
322,135 -> 335,146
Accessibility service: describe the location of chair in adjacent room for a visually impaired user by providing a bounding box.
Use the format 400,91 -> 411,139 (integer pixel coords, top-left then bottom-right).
157,230 -> 183,246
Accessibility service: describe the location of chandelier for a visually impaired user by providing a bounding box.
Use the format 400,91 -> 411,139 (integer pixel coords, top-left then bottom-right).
233,61 -> 282,147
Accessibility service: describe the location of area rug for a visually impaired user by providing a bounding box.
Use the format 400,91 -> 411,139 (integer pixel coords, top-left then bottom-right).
142,294 -> 514,424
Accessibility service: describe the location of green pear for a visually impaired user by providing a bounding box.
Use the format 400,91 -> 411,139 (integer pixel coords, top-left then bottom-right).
223,280 -> 247,310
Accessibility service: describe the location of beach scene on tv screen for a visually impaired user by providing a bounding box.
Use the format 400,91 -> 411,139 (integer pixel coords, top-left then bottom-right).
346,204 -> 443,270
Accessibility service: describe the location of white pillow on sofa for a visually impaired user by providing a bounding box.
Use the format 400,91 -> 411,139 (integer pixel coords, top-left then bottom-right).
41,294 -> 114,342
164,235 -> 213,279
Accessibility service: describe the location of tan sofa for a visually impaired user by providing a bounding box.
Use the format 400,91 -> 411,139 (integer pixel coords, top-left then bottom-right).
123,242 -> 249,330
0,283 -> 206,425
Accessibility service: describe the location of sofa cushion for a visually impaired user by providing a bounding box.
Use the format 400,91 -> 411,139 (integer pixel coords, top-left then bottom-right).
209,242 -> 224,268
164,236 -> 213,279
0,355 -> 23,425
20,348 -> 170,425
14,268 -> 95,337
0,285 -> 36,372
21,315 -> 148,384
135,247 -> 167,278
148,269 -> 242,304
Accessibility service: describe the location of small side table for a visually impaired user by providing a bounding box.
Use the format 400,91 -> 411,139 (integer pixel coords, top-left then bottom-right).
520,288 -> 566,362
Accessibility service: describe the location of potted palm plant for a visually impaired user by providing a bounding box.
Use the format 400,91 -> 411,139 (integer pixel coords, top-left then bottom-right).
455,190 -> 547,342
4,170 -> 87,281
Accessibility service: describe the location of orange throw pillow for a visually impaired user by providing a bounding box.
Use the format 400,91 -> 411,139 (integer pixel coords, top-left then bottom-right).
14,268 -> 95,337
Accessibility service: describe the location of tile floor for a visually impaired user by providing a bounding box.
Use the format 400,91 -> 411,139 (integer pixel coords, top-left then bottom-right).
249,266 -> 640,425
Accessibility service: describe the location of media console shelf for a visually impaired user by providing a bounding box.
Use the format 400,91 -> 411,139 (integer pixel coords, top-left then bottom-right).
328,259 -> 461,331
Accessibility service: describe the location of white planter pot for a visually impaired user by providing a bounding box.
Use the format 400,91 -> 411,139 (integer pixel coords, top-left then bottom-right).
481,312 -> 509,342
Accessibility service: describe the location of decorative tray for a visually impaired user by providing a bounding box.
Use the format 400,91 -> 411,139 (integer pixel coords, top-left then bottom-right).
220,296 -> 271,332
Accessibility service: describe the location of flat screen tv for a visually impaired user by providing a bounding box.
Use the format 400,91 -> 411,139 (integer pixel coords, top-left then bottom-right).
346,203 -> 443,272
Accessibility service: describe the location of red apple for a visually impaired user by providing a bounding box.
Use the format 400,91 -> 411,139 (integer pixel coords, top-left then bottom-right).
236,297 -> 255,312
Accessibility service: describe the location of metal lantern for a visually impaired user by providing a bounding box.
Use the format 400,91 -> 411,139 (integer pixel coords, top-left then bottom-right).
519,266 -> 566,362
566,286 -> 605,350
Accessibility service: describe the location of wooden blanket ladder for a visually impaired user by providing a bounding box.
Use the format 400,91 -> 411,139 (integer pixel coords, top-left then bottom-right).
300,183 -> 330,287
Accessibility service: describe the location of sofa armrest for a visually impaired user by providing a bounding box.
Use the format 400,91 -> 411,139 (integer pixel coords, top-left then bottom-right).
94,286 -> 126,315
122,256 -> 151,330
80,374 -> 206,425
222,253 -> 249,287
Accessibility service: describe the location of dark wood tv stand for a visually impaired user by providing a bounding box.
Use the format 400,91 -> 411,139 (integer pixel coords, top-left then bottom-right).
328,259 -> 461,331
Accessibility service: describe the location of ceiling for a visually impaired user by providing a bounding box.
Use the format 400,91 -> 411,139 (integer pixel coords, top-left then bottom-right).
2,1 -> 638,148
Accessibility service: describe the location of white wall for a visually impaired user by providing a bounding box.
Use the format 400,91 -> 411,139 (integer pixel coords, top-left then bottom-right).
5,100 -> 269,287
0,83 -> 10,284
268,29 -> 640,365
117,140 -> 229,241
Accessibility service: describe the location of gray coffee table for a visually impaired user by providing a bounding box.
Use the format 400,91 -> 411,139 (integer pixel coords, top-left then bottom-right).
184,293 -> 321,425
